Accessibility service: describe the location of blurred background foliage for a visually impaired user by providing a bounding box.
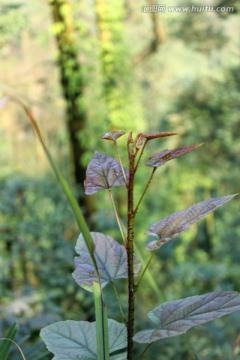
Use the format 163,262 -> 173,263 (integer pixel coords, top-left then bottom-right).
0,0 -> 239,359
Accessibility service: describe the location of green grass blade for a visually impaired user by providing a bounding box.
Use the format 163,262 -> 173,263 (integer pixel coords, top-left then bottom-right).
6,96 -> 100,276
0,323 -> 18,360
103,304 -> 110,360
7,97 -> 108,360
19,100 -> 96,262
94,283 -> 110,360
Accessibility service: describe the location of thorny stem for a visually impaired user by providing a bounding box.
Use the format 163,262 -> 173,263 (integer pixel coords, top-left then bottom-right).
111,281 -> 127,325
135,168 -> 156,214
135,251 -> 156,290
126,150 -> 136,360
138,343 -> 152,360
113,140 -> 128,186
134,139 -> 147,173
108,189 -> 126,244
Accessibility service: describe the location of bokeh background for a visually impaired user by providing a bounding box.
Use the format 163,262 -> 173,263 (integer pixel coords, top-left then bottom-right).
0,0 -> 239,359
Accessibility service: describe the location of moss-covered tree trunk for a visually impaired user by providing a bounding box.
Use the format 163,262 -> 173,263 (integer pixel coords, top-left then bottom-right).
95,0 -> 143,131
94,0 -> 144,223
48,0 -> 92,216
95,0 -> 126,127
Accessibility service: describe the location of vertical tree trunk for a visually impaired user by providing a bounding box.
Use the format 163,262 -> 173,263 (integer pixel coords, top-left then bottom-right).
95,0 -> 126,128
95,0 -> 133,129
94,0 -> 144,222
48,0 -> 92,216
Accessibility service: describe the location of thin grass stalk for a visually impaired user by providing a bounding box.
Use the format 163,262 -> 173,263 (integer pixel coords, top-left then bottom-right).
8,97 -> 109,360
103,305 -> 110,358
121,223 -> 164,302
94,283 -> 110,360
138,343 -> 152,359
113,140 -> 128,186
0,323 -> 18,360
135,251 -> 156,290
108,188 -> 126,244
0,339 -> 27,360
134,138 -> 147,173
111,282 -> 127,324
135,167 -> 156,214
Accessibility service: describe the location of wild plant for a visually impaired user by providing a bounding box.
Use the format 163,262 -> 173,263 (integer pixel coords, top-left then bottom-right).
1,99 -> 239,360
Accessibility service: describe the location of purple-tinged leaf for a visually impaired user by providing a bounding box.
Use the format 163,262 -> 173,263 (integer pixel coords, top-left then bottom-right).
101,131 -> 126,141
72,232 -> 141,291
146,194 -> 237,250
84,152 -> 129,195
146,144 -> 202,167
143,131 -> 177,140
133,291 -> 240,343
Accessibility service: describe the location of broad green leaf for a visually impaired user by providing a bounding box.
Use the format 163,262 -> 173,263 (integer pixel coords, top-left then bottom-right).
133,291 -> 240,343
73,232 -> 141,291
84,152 -> 129,195
101,131 -> 126,141
146,194 -> 237,250
40,319 -> 127,360
146,144 -> 202,167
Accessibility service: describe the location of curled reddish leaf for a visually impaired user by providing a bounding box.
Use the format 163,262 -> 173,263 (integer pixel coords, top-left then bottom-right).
101,131 -> 126,141
84,152 -> 129,195
146,194 -> 237,250
143,131 -> 177,140
128,131 -> 134,144
146,144 -> 203,167
135,133 -> 145,151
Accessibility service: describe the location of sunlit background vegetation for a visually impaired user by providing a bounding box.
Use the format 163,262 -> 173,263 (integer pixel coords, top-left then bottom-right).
0,0 -> 239,359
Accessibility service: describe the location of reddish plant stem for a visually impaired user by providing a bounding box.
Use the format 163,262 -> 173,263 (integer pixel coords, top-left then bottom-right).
126,151 -> 136,360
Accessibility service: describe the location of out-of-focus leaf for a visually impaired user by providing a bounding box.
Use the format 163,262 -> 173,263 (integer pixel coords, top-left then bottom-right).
73,232 -> 141,291
84,152 -> 129,195
146,194 -> 237,250
101,131 -> 126,141
143,131 -> 177,140
133,291 -> 240,343
0,96 -> 9,109
40,319 -> 127,360
146,144 -> 202,167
